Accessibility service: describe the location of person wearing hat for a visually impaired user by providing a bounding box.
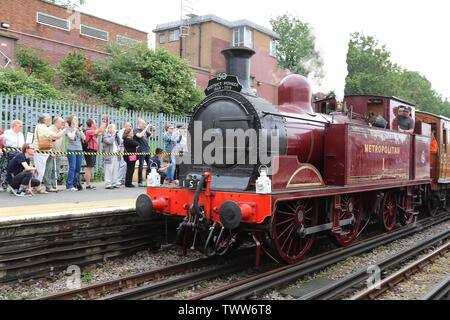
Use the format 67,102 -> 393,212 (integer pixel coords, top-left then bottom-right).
397,106 -> 415,134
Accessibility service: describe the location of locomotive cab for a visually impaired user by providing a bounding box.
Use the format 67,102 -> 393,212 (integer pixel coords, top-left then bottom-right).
314,95 -> 417,131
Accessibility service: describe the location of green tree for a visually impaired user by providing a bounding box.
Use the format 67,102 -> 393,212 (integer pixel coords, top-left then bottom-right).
344,32 -> 401,96
398,71 -> 440,114
93,43 -> 204,114
345,32 -> 450,117
270,13 -> 324,82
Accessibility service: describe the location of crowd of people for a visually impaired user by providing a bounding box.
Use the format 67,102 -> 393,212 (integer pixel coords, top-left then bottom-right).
0,114 -> 187,197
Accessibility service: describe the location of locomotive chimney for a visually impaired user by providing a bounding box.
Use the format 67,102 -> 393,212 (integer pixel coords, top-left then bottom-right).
221,47 -> 256,96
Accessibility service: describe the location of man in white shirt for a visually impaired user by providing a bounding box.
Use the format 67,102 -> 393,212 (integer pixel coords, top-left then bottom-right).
1,120 -> 25,192
2,120 -> 25,150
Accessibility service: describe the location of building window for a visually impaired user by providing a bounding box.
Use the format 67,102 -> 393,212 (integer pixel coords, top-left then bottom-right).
270,39 -> 277,57
233,27 -> 253,48
160,33 -> 165,44
169,29 -> 180,42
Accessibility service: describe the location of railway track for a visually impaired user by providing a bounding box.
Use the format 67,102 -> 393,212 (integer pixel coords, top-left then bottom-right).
37,248 -> 256,300
0,212 -> 167,282
350,242 -> 449,300
300,228 -> 449,300
186,213 -> 449,300
13,213 -> 449,300
421,274 -> 450,300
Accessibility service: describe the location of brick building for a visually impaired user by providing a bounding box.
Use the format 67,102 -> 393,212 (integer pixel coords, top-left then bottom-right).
0,0 -> 147,67
153,14 -> 290,104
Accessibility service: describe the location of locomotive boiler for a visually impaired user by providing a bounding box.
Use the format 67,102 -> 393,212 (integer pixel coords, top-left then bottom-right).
136,47 -> 438,265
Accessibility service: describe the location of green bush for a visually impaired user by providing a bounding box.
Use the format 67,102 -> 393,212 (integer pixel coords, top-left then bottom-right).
0,68 -> 61,100
15,45 -> 55,83
57,50 -> 89,87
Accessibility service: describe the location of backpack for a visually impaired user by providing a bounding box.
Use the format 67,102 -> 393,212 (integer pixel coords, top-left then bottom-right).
82,130 -> 94,152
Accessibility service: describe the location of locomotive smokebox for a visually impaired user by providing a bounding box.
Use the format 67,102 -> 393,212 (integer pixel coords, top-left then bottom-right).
221,47 -> 256,96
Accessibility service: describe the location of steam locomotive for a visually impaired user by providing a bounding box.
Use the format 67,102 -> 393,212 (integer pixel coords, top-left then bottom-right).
136,47 -> 449,265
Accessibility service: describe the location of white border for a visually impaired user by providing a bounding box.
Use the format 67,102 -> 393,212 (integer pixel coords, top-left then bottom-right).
36,12 -> 70,32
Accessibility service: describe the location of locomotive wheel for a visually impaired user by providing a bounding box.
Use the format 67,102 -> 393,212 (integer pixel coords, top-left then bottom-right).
270,199 -> 318,264
425,194 -> 440,217
379,192 -> 397,232
333,194 -> 362,247
398,192 -> 414,226
399,210 -> 414,226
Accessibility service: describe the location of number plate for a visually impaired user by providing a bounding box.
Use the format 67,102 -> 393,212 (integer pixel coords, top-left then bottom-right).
181,179 -> 204,189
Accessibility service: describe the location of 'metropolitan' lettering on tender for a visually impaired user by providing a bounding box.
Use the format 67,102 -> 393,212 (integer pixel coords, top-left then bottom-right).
364,144 -> 401,155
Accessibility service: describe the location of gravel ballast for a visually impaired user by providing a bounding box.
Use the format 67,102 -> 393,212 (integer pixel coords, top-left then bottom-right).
0,219 -> 448,300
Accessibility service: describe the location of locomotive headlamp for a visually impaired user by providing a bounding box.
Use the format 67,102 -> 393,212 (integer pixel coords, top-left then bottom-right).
147,165 -> 160,187
255,165 -> 271,194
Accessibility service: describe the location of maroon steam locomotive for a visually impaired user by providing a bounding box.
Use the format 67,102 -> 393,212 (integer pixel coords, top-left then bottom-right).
136,47 -> 448,265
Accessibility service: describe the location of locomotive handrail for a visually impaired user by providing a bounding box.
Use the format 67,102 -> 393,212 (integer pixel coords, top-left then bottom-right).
261,111 -> 330,125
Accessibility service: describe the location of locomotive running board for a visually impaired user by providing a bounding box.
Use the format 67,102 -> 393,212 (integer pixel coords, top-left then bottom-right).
297,217 -> 355,237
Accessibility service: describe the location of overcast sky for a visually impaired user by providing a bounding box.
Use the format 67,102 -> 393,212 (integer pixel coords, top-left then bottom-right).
79,0 -> 450,100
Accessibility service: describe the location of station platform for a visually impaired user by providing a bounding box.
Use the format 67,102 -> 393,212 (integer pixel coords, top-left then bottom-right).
0,182 -> 145,224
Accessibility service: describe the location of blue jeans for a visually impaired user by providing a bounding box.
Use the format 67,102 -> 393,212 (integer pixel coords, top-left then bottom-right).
137,154 -> 151,184
66,150 -> 82,189
166,154 -> 176,182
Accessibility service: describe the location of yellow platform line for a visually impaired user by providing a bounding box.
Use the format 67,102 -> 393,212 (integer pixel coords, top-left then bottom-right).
0,199 -> 135,217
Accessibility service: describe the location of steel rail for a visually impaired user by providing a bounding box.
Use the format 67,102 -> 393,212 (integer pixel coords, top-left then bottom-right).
37,248 -> 254,300
420,275 -> 450,300
98,262 -> 249,300
300,229 -> 449,300
189,213 -> 449,300
351,242 -> 449,300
